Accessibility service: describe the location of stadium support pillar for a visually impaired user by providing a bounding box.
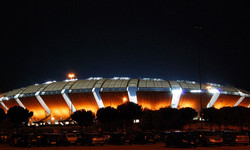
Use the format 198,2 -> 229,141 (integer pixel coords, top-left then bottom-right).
35,91 -> 50,115
14,94 -> 26,109
206,88 -> 220,108
127,87 -> 138,104
61,89 -> 76,113
234,97 -> 245,107
171,88 -> 182,108
0,97 -> 8,111
92,88 -> 104,108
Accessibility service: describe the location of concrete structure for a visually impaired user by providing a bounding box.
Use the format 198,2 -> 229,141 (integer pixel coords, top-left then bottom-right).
0,77 -> 249,124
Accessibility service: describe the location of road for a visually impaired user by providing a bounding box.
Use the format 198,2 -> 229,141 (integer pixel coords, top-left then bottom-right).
0,143 -> 249,150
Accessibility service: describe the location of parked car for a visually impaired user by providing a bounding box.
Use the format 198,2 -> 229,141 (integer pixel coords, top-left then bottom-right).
78,133 -> 93,145
221,130 -> 249,146
132,132 -> 146,144
92,134 -> 105,145
165,131 -> 197,147
9,133 -> 31,147
0,132 -> 9,143
144,132 -> 156,144
193,130 -> 223,146
28,133 -> 42,147
235,132 -> 249,146
47,133 -> 59,145
40,133 -> 67,146
221,130 -> 237,146
130,132 -> 156,144
106,133 -> 126,145
123,134 -> 133,145
65,133 -> 78,144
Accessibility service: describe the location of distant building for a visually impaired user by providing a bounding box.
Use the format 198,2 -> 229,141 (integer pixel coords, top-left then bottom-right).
0,77 -> 249,125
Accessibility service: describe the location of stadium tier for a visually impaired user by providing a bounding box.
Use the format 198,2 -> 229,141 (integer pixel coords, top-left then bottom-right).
0,77 -> 249,124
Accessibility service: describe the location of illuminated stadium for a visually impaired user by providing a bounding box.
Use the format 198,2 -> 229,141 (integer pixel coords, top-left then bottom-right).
0,77 -> 249,124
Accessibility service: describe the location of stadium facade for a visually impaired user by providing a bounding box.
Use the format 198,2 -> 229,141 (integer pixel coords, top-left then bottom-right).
0,77 -> 249,124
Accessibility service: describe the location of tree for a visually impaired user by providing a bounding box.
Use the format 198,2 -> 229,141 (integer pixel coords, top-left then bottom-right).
203,107 -> 221,130
0,108 -> 6,122
227,106 -> 249,130
219,107 -> 234,129
139,108 -> 154,131
153,107 -> 181,130
96,106 -> 120,132
117,102 -> 142,122
117,102 -> 142,132
179,107 -> 197,130
7,106 -> 33,131
71,109 -> 95,133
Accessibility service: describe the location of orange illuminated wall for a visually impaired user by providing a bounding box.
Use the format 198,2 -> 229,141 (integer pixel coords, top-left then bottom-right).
179,93 -> 212,113
213,94 -> 240,109
99,92 -> 129,108
41,94 -> 70,121
19,96 -> 46,122
68,93 -> 99,113
137,91 -> 172,110
2,99 -> 19,110
238,97 -> 250,107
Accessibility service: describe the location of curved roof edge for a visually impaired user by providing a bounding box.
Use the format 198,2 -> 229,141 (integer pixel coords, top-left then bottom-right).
1,77 -> 249,99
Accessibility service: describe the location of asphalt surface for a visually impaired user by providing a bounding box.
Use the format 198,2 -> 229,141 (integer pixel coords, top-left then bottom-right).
1,143 -> 250,150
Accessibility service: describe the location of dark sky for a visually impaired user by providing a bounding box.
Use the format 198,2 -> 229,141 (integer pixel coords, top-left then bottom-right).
1,1 -> 250,93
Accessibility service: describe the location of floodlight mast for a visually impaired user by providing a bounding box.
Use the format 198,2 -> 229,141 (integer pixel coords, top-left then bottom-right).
67,73 -> 76,115
195,25 -> 203,128
68,73 -> 75,80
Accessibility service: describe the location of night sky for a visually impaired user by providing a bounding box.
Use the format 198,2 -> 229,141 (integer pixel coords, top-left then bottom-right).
1,1 -> 250,93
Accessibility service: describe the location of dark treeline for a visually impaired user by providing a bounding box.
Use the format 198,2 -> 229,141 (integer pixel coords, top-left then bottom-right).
203,106 -> 250,131
139,107 -> 197,131
1,103 -> 250,132
72,102 -> 197,133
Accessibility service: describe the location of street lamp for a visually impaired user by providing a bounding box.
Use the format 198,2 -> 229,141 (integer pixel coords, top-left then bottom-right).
123,97 -> 128,103
67,73 -> 75,117
68,73 -> 75,80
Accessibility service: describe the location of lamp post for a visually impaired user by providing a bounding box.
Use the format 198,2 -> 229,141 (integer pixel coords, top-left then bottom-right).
194,25 -> 203,128
122,97 -> 128,134
67,73 -> 75,115
68,73 -> 75,80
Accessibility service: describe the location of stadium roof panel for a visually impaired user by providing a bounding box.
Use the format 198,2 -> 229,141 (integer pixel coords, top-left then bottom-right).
42,81 -> 70,92
21,84 -> 47,94
154,81 -> 162,88
94,79 -> 107,88
5,88 -> 25,97
138,80 -> 147,87
162,81 -> 171,88
71,80 -> 98,90
169,81 -> 181,89
128,79 -> 139,87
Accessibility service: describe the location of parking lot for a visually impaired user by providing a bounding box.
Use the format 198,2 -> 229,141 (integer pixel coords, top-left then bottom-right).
1,143 -> 250,150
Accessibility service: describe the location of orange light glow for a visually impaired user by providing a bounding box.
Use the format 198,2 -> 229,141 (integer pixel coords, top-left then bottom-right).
206,85 -> 212,90
180,103 -> 195,108
99,92 -> 129,107
68,73 -> 75,79
123,97 -> 128,103
213,95 -> 240,109
137,91 -> 172,110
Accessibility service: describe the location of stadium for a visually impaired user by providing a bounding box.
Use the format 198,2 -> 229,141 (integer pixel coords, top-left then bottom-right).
0,77 -> 249,124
